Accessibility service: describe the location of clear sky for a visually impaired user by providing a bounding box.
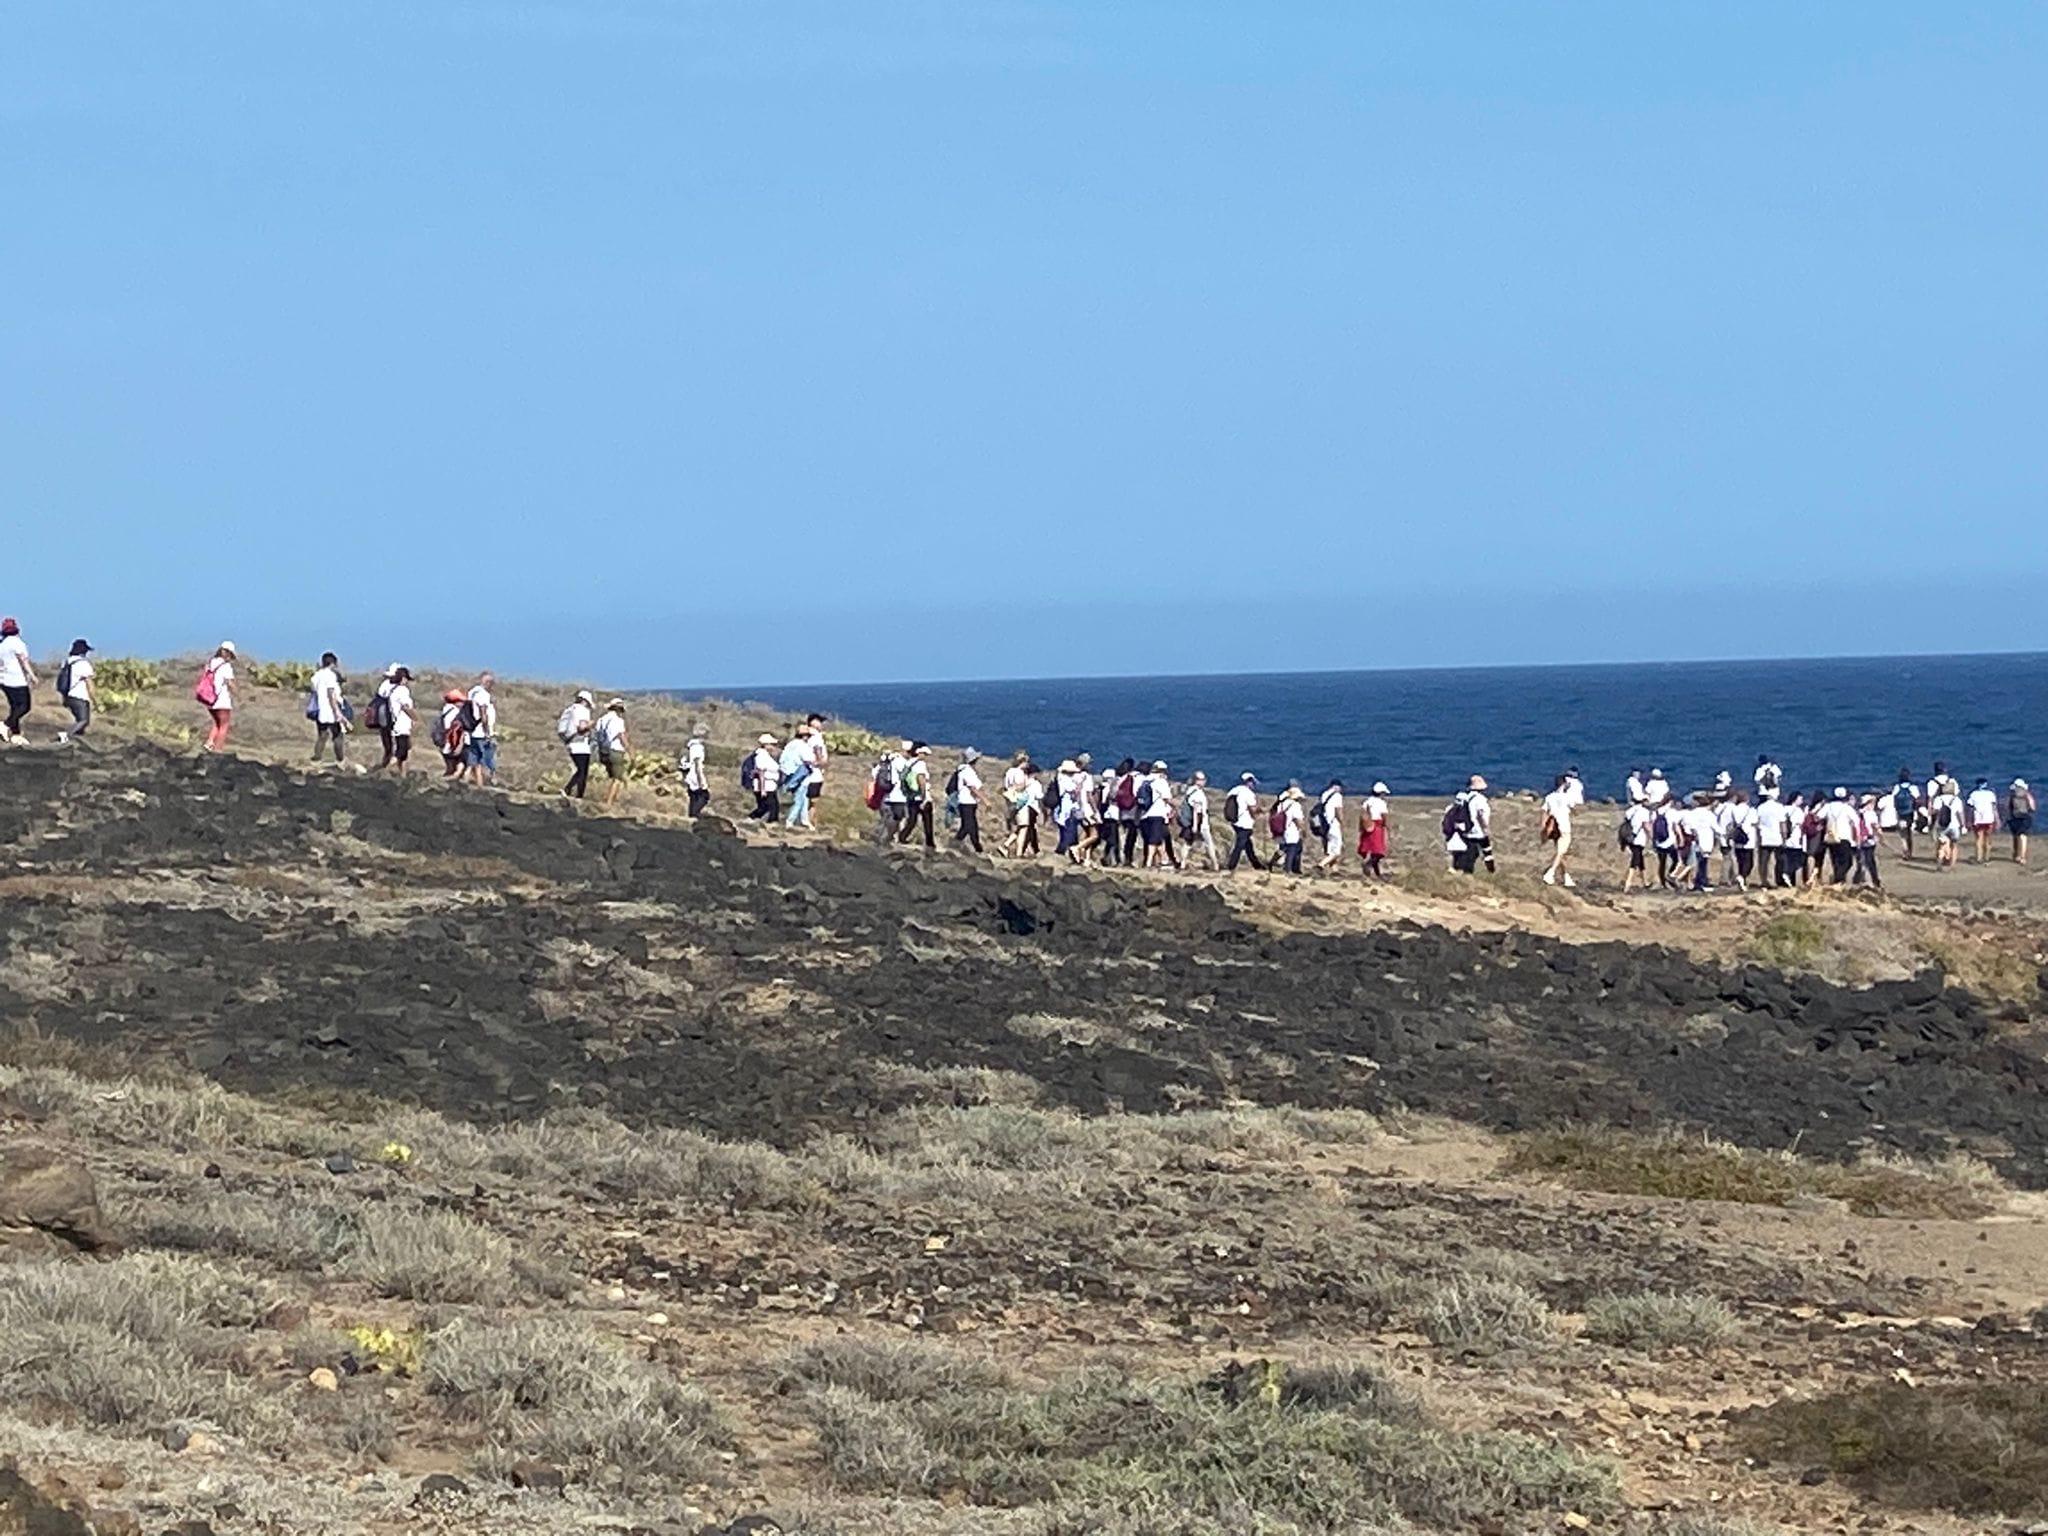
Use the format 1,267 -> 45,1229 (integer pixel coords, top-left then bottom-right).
6,4 -> 2042,686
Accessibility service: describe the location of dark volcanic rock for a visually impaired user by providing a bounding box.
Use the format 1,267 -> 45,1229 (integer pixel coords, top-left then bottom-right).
3,745 -> 2047,1182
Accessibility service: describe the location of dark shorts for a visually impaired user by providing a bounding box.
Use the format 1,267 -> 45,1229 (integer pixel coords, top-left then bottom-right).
1141,817 -> 1166,847
2011,813 -> 2036,836
1628,846 -> 1645,870
392,734 -> 412,762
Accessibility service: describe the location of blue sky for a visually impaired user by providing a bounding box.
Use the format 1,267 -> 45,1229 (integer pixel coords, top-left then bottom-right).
5,4 -> 2042,685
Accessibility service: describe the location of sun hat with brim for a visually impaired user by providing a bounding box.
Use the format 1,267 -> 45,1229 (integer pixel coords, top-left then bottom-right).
607,698 -> 626,711
1058,759 -> 1078,773
758,733 -> 777,745
1833,787 -> 1849,799
2015,778 -> 2030,790
1152,761 -> 1168,772
70,639 -> 92,655
219,641 -> 236,654
575,690 -> 594,705
1240,772 -> 1256,783
1371,782 -> 1389,794
963,748 -> 981,763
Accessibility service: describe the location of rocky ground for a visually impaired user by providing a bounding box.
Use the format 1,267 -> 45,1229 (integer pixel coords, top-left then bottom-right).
1,737 -> 2045,1536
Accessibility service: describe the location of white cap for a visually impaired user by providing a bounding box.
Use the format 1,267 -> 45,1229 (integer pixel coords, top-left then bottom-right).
1372,781 -> 1389,794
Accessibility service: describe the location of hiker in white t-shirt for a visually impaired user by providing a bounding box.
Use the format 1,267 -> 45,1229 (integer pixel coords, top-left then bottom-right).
897,744 -> 936,849
307,652 -> 349,764
1313,780 -> 1345,872
55,639 -> 95,743
1562,768 -> 1585,810
1966,778 -> 2000,864
1540,773 -> 1575,887
1276,784 -> 1308,876
1465,777 -> 1495,873
0,617 -> 35,744
748,733 -> 783,822
1138,761 -> 1177,871
594,699 -> 631,806
463,673 -> 498,786
1752,791 -> 1788,887
369,664 -> 401,770
780,724 -> 818,829
1642,769 -> 1671,810
1716,790 -> 1756,891
803,713 -> 830,808
559,691 -> 596,799
1001,752 -> 1032,857
1818,788 -> 1861,884
681,725 -> 710,818
198,642 -> 237,752
1929,784 -> 1965,870
1618,800 -> 1652,891
1852,793 -> 1884,888
1753,755 -> 1783,800
1680,797 -> 1720,891
1224,774 -> 1265,872
1358,783 -> 1390,880
1181,771 -> 1218,870
384,668 -> 417,776
950,748 -> 984,853
2006,779 -> 2035,867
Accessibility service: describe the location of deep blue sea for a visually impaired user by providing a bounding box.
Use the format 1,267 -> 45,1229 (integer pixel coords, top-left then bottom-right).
732,654 -> 2047,800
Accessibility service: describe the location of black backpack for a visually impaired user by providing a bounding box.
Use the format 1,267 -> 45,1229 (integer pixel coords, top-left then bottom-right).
53,661 -> 72,699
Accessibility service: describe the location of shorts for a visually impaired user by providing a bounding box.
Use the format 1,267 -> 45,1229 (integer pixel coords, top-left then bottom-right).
391,733 -> 412,762
1140,817 -> 1166,847
2009,814 -> 2035,836
1325,828 -> 1344,856
464,737 -> 498,771
1628,846 -> 1645,870
601,750 -> 628,782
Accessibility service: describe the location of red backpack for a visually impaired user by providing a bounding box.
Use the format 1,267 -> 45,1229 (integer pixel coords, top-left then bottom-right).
1268,803 -> 1288,838
1114,774 -> 1139,813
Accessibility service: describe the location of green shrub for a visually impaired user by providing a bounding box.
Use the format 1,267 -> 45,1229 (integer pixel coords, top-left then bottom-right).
1583,1291 -> 1739,1351
1749,911 -> 1825,969
1417,1277 -> 1555,1356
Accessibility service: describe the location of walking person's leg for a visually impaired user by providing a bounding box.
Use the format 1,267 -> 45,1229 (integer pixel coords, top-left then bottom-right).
66,697 -> 91,739
378,727 -> 395,770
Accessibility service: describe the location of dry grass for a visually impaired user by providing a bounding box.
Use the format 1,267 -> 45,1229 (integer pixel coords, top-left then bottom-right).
424,1315 -> 732,1482
1736,1381 -> 2048,1515
787,1336 -> 1615,1529
1416,1277 -> 1555,1356
1581,1291 -> 1739,1351
1505,1128 -> 2006,1218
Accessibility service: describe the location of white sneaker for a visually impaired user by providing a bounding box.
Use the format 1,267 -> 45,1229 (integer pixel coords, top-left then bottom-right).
1562,874 -> 1576,888
1541,870 -> 1556,885
55,732 -> 68,744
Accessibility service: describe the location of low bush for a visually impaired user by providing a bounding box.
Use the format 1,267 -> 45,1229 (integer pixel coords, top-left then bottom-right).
1735,1381 -> 2048,1515
1505,1128 -> 2003,1219
424,1315 -> 731,1482
1416,1277 -> 1555,1356
1749,911 -> 1826,969
1582,1291 -> 1738,1351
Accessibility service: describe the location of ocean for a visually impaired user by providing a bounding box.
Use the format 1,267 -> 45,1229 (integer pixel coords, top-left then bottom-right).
736,653 -> 2047,800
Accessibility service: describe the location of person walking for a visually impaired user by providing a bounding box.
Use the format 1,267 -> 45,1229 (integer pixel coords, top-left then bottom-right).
1358,781 -> 1390,880
1224,774 -> 1265,872
0,618 -> 36,744
196,641 -> 236,751
1777,793 -> 1810,885
1753,754 -> 1783,800
435,690 -> 468,777
1717,789 -> 1756,891
1889,769 -> 1921,859
747,733 -> 782,821
682,724 -> 710,817
1314,779 -> 1345,873
2007,779 -> 2035,866
1465,776 -> 1496,873
1276,783 -> 1307,875
559,690 -> 596,798
463,672 -> 498,786
594,698 -> 631,806
1181,770 -> 1218,870
308,652 -> 349,765
1540,772 -> 1574,887
383,667 -> 417,775
368,664 -> 400,769
1642,767 -> 1671,811
1930,779 -> 1964,870
54,639 -> 94,742
1052,758 -> 1083,861
1619,797 -> 1652,891
780,725 -> 816,828
1139,760 -> 1176,870
898,743 -> 936,848
1650,795 -> 1683,887
950,748 -> 984,852
804,714 -> 830,809
1680,795 -> 1720,891
1818,788 -> 1860,884
1852,793 -> 1883,887
1751,791 -> 1786,888
1967,777 -> 2000,864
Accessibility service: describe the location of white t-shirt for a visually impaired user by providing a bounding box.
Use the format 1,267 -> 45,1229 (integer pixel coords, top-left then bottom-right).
883,754 -> 909,805
387,682 -> 415,737
682,738 -> 707,790
1279,799 -> 1305,845
1021,777 -> 1044,823
1142,772 -> 1173,820
1363,794 -> 1388,826
1643,776 -> 1670,808
0,636 -> 30,690
1003,765 -> 1027,799
1625,774 -> 1646,805
1967,788 -> 1999,827
1100,771 -> 1123,822
1754,801 -> 1788,847
1542,789 -> 1573,838
1931,792 -> 1964,836
595,711 -> 628,755
206,657 -> 235,711
467,685 -> 495,740
564,701 -> 594,754
1186,785 -> 1210,832
1562,775 -> 1584,809
1821,800 -> 1862,843
1318,787 -> 1344,825
752,747 -> 781,791
1755,762 -> 1782,796
1622,803 -> 1652,847
1227,784 -> 1258,830
1466,792 -> 1492,838
955,762 -> 982,805
1681,805 -> 1719,853
63,655 -> 94,701
308,666 -> 343,724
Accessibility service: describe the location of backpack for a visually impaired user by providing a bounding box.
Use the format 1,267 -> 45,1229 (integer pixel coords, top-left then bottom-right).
192,663 -> 218,707
866,756 -> 896,810
1651,811 -> 1670,844
556,705 -> 581,744
1539,811 -> 1560,842
430,716 -> 449,749
363,691 -> 390,731
1617,814 -> 1633,849
739,755 -> 758,791
1115,774 -> 1139,813
54,660 -> 72,699
1176,797 -> 1195,835
1136,780 -> 1155,814
1759,764 -> 1781,793
944,768 -> 960,797
1936,799 -> 1956,831
455,698 -> 479,734
1310,801 -> 1329,838
304,691 -> 321,722
1442,798 -> 1472,840
1893,784 -> 1916,822
1268,803 -> 1289,838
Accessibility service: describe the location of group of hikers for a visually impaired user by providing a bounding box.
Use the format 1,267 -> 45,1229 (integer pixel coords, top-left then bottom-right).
1520,756 -> 2036,895
3,623 -> 2039,895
